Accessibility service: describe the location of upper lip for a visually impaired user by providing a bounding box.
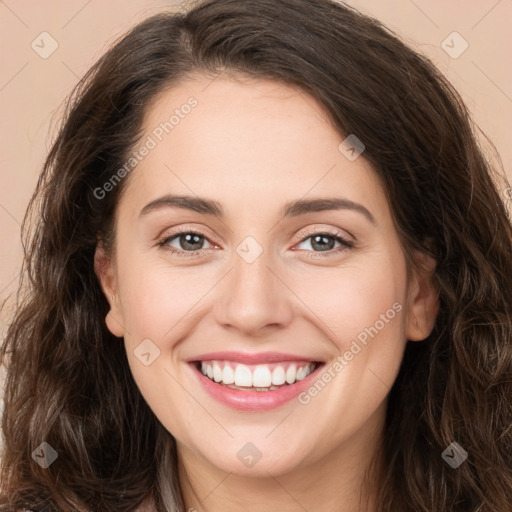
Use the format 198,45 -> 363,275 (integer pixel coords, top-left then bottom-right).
187,351 -> 321,365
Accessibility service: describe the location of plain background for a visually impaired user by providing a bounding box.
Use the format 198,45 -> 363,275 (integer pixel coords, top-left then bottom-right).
0,0 -> 511,425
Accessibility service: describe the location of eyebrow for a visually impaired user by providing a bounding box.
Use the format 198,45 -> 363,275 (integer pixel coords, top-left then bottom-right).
139,194 -> 376,225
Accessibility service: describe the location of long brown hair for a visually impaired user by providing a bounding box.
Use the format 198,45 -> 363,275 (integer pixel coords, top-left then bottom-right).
1,0 -> 511,510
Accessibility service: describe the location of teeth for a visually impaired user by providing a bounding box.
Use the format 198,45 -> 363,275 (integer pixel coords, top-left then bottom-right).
271,366 -> 286,385
253,366 -> 272,387
199,360 -> 316,389
234,365 -> 252,387
222,364 -> 235,384
285,364 -> 297,384
213,362 -> 223,382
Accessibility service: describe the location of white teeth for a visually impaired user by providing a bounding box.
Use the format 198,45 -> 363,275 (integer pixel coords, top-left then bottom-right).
213,362 -> 223,382
199,361 -> 317,388
296,367 -> 306,381
271,366 -> 286,386
222,364 -> 235,384
252,365 -> 272,387
285,364 -> 297,384
234,364 -> 253,387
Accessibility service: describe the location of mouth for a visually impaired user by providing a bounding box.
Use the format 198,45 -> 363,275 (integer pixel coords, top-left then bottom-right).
188,356 -> 325,411
195,360 -> 319,391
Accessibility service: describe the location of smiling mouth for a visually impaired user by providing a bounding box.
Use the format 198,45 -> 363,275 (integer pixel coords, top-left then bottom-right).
193,360 -> 322,392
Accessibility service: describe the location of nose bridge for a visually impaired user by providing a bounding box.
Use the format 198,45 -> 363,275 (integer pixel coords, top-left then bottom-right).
214,237 -> 294,335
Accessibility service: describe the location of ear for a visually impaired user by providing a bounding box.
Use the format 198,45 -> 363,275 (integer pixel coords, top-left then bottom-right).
94,239 -> 125,338
405,250 -> 439,341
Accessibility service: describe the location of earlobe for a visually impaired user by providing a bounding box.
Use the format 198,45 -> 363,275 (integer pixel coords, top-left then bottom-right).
93,240 -> 125,338
405,251 -> 440,342
105,309 -> 125,339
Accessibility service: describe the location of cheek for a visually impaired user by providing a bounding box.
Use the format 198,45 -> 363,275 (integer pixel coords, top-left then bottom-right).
118,258 -> 204,341
117,262 -> 208,411
119,263 -> 193,433
297,249 -> 409,406
288,254 -> 408,451
295,251 -> 407,347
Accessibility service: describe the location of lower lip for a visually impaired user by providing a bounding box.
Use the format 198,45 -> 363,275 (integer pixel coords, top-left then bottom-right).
190,362 -> 324,411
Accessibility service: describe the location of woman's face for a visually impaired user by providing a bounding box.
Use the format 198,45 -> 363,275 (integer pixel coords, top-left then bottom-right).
95,74 -> 438,478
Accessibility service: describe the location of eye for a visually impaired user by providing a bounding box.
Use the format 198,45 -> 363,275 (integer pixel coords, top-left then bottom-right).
294,228 -> 354,257
157,230 -> 214,258
157,227 -> 354,259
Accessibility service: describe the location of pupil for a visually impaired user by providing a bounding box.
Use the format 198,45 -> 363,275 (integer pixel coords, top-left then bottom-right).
312,235 -> 334,251
182,233 -> 203,250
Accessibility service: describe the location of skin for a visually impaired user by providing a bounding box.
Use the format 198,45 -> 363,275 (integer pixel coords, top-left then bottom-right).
94,73 -> 439,511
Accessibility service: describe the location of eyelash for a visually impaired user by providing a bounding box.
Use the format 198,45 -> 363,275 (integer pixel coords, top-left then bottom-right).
156,228 -> 354,259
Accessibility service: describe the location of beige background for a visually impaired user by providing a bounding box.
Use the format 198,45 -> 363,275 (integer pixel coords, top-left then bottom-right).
1,0 -> 511,351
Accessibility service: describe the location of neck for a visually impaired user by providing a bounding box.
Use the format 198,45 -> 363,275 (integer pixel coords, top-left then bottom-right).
177,403 -> 386,512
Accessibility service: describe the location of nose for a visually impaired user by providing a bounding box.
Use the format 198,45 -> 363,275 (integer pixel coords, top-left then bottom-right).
214,249 -> 295,337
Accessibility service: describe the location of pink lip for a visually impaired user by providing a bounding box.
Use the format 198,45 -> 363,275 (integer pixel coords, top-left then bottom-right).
187,351 -> 319,365
188,360 -> 325,411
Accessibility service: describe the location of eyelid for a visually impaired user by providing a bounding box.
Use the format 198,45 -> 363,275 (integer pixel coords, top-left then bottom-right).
295,226 -> 354,244
157,224 -> 215,243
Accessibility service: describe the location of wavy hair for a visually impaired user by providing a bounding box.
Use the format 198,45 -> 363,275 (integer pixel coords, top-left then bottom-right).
1,0 -> 511,510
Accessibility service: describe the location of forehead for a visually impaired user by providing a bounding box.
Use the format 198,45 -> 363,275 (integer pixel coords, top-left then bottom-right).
141,73 -> 339,159
118,74 -> 387,223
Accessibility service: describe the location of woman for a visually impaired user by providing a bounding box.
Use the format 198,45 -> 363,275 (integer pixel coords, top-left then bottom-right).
1,0 -> 511,510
